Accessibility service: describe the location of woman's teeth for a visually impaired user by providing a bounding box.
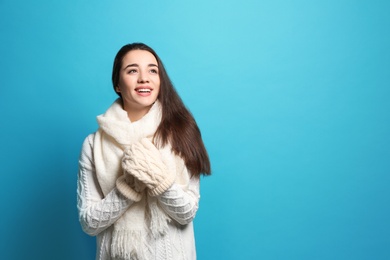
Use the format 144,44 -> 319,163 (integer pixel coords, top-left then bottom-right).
137,89 -> 151,93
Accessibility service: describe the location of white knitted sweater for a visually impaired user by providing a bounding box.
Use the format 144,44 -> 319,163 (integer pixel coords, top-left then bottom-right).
77,102 -> 200,260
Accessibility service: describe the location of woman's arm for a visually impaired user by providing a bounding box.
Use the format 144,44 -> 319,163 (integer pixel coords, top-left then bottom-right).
157,175 -> 200,226
77,134 -> 134,236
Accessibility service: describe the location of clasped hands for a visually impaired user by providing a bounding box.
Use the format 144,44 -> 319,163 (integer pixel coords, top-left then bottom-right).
116,138 -> 175,201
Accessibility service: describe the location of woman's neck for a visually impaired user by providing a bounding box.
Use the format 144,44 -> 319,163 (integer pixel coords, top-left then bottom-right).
124,104 -> 152,122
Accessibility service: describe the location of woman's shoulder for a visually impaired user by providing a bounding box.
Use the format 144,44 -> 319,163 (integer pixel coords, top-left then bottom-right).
82,132 -> 96,148
79,132 -> 97,167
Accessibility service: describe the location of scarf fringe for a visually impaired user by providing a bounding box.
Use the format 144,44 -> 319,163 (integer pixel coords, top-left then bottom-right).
111,229 -> 150,260
147,198 -> 170,239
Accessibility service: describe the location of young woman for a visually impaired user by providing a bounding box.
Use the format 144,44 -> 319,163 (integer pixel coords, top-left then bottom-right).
77,43 -> 211,260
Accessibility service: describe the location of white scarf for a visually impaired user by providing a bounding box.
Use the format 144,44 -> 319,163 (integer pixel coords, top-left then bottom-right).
93,99 -> 175,259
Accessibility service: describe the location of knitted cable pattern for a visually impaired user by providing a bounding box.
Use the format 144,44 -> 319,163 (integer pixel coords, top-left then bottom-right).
122,138 -> 175,196
78,156 -> 134,236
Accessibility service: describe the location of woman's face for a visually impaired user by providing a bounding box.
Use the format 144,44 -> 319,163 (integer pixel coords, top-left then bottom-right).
116,49 -> 160,120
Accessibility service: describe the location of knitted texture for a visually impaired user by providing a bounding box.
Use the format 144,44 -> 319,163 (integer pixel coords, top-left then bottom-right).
122,138 -> 175,196
78,135 -> 134,237
116,175 -> 143,202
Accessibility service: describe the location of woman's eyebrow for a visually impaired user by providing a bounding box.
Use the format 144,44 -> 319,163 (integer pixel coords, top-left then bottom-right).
124,63 -> 138,69
124,63 -> 158,70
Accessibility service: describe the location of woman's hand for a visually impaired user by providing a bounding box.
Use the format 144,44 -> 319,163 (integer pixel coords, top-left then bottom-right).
122,138 -> 175,196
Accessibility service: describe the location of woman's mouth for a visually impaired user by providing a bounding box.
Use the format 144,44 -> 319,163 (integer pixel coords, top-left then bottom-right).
137,88 -> 151,93
135,87 -> 152,93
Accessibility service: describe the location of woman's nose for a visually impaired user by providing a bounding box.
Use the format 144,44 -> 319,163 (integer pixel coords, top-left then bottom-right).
137,71 -> 149,83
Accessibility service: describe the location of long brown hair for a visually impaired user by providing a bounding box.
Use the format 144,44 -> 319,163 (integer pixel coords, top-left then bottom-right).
112,43 -> 211,177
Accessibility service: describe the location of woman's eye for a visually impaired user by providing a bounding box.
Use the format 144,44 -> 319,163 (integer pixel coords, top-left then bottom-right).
150,69 -> 158,74
128,69 -> 137,74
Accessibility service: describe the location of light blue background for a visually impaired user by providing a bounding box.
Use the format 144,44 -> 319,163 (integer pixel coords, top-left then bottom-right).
1,0 -> 389,259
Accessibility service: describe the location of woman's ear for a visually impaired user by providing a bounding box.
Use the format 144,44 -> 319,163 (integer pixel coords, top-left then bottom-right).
115,86 -> 121,93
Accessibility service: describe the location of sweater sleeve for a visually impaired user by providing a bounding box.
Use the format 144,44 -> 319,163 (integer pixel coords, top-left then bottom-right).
77,134 -> 134,236
157,174 -> 200,226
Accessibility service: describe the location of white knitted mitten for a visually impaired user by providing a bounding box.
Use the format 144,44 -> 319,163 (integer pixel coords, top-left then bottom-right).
122,138 -> 175,196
